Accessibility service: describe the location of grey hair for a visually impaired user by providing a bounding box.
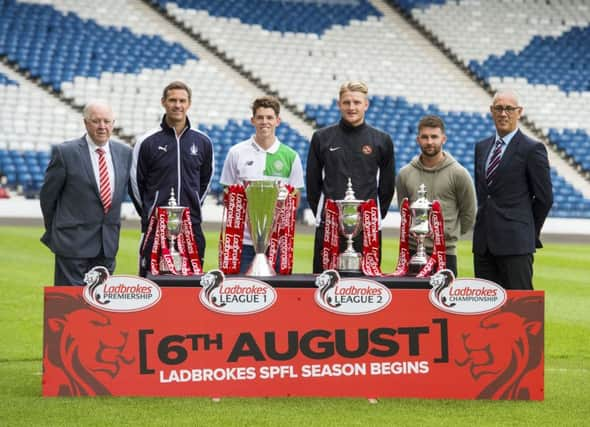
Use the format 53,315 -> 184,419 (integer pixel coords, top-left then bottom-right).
491,90 -> 520,106
83,100 -> 113,119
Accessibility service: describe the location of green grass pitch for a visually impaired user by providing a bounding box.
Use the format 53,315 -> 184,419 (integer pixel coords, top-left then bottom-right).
0,225 -> 588,426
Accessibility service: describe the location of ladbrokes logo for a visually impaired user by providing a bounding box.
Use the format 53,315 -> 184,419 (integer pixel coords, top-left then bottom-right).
314,270 -> 391,315
199,269 -> 276,315
82,266 -> 161,312
429,269 -> 506,315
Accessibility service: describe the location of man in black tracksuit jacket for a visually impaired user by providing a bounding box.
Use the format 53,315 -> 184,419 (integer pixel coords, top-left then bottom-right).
306,81 -> 395,273
131,81 -> 214,275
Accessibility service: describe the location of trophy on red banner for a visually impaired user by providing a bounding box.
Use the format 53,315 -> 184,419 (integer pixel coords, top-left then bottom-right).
244,179 -> 280,276
408,184 -> 432,275
159,189 -> 186,273
336,178 -> 364,273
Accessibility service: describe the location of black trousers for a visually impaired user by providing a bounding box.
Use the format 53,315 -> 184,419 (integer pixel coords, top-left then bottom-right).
474,251 -> 534,290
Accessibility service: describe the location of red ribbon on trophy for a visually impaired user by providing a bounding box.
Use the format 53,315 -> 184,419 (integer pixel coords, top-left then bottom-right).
268,185 -> 298,275
320,195 -> 446,277
360,199 -> 382,276
321,195 -> 446,277
391,198 -> 446,277
321,198 -> 381,274
219,185 -> 247,274
148,207 -> 202,275
392,198 -> 411,276
416,200 -> 446,277
321,199 -> 340,271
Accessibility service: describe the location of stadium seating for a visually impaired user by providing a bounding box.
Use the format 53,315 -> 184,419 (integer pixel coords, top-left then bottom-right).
397,0 -> 590,173
0,0 -> 588,217
152,0 -> 383,34
0,69 -> 86,194
153,0 -> 589,217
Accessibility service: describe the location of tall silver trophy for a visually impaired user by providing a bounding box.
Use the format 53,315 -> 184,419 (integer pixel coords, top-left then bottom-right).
409,184 -> 432,275
336,178 -> 364,273
160,188 -> 187,273
244,179 -> 280,276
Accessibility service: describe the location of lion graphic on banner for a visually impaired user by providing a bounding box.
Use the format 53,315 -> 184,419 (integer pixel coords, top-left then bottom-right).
455,296 -> 544,399
315,269 -> 341,308
84,265 -> 110,305
429,269 -> 456,308
44,293 -> 134,396
200,269 -> 226,307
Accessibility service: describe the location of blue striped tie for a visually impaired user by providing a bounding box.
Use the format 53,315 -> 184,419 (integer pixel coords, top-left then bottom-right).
486,139 -> 504,186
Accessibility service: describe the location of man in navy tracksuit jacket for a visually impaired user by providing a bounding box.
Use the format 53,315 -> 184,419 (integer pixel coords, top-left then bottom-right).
131,81 -> 214,275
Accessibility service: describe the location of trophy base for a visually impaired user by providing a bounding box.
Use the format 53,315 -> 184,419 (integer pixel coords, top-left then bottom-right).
159,254 -> 182,274
337,252 -> 362,274
408,259 -> 428,276
246,253 -> 276,277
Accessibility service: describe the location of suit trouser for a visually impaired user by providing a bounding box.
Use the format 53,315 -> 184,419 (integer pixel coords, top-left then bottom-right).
54,250 -> 115,286
474,251 -> 534,290
312,225 -> 382,274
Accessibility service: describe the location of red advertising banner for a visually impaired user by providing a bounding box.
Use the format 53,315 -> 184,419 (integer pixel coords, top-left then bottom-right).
42,276 -> 544,400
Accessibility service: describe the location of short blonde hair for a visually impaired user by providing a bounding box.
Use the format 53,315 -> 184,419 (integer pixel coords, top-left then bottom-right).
339,81 -> 368,99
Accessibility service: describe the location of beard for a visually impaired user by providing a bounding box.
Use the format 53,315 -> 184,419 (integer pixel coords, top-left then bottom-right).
421,145 -> 442,157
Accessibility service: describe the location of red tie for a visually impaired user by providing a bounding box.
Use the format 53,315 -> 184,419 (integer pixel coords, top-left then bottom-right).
96,148 -> 112,213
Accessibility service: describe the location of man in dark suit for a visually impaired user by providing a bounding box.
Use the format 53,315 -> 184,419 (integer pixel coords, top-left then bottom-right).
473,90 -> 553,290
40,101 -> 132,285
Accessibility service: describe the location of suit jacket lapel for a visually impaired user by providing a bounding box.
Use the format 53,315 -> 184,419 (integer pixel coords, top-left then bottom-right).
494,130 -> 521,180
479,136 -> 495,177
110,141 -> 123,203
78,138 -> 100,198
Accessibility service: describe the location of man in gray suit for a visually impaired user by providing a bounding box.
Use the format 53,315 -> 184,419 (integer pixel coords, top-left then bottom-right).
40,101 -> 132,285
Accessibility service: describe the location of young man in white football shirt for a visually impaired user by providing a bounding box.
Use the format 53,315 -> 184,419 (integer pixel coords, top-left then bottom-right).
220,96 -> 304,272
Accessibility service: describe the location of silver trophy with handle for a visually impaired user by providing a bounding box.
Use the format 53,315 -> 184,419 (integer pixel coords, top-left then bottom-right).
408,184 -> 432,275
159,188 -> 187,273
336,178 -> 364,273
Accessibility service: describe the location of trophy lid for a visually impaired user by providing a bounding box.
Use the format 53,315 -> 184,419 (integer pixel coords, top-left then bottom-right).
338,178 -> 363,205
410,184 -> 431,213
163,188 -> 185,213
168,188 -> 178,207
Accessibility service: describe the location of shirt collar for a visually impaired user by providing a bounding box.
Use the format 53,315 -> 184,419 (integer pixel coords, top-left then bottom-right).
339,118 -> 366,132
496,128 -> 518,145
86,134 -> 110,154
161,115 -> 191,136
250,136 -> 281,154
